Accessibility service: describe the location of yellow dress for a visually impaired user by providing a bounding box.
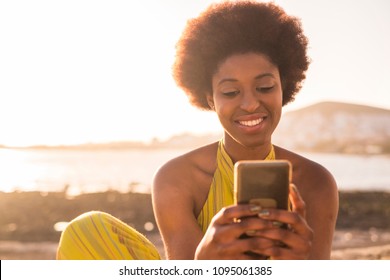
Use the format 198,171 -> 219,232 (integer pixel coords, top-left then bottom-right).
197,140 -> 275,232
56,211 -> 161,260
56,140 -> 275,259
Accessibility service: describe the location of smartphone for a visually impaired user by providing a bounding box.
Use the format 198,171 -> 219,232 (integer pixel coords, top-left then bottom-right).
234,160 -> 292,258
234,160 -> 292,210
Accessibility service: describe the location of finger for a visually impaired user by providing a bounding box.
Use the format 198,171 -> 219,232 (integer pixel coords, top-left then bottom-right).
256,227 -> 311,254
243,236 -> 275,252
218,236 -> 275,259
289,184 -> 306,218
238,236 -> 302,260
254,208 -> 313,254
214,215 -> 273,240
257,209 -> 313,239
212,204 -> 264,225
261,245 -> 308,260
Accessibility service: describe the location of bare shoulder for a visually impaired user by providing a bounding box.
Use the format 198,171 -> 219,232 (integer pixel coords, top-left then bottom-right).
152,142 -> 218,213
275,145 -> 339,221
275,146 -> 338,195
153,142 -> 217,190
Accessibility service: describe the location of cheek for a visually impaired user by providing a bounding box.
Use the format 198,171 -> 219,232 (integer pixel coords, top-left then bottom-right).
273,86 -> 284,105
216,105 -> 230,121
264,91 -> 283,121
263,90 -> 283,108
215,102 -> 235,126
273,99 -> 283,125
273,87 -> 283,104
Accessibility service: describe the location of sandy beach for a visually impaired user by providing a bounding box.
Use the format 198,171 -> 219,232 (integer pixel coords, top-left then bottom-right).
1,190 -> 389,260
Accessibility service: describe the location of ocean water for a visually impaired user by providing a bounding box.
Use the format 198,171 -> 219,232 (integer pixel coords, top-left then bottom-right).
0,148 -> 389,195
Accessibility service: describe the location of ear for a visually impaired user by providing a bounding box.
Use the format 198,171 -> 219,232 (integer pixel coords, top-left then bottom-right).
206,93 -> 215,110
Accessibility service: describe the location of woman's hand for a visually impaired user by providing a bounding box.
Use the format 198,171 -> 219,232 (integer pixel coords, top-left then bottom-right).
250,184 -> 314,259
194,184 -> 313,260
194,204 -> 276,259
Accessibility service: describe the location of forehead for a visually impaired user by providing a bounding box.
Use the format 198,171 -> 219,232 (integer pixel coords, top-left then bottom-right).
213,52 -> 279,81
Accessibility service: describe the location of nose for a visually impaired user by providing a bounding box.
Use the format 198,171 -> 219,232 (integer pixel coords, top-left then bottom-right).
240,91 -> 260,112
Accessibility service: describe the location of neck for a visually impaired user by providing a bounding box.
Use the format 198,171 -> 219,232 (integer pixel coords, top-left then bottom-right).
222,135 -> 273,163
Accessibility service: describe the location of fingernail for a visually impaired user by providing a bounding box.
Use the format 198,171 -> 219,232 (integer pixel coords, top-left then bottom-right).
258,209 -> 270,217
272,221 -> 283,228
250,205 -> 262,213
291,184 -> 298,193
245,230 -> 257,236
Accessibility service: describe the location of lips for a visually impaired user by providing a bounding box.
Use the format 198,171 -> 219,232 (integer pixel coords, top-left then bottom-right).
237,118 -> 265,127
235,112 -> 268,128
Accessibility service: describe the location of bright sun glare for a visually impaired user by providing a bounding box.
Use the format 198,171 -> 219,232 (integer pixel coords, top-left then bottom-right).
1,0 -> 390,146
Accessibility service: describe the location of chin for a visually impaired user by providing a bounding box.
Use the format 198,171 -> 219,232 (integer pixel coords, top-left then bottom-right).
235,136 -> 271,149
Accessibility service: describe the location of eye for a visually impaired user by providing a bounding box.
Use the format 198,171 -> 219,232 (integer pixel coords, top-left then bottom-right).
222,90 -> 240,97
256,86 -> 274,93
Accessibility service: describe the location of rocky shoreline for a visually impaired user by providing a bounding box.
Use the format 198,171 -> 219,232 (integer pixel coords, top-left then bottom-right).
1,190 -> 390,259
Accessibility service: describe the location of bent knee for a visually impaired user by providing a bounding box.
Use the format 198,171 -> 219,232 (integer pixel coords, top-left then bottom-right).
57,211 -> 113,259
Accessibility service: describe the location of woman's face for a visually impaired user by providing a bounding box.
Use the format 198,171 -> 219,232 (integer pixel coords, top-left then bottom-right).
208,52 -> 283,150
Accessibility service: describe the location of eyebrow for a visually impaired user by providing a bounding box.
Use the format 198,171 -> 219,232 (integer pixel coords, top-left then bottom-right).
217,73 -> 275,86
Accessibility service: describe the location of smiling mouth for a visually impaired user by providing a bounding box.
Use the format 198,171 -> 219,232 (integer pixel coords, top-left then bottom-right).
237,118 -> 265,127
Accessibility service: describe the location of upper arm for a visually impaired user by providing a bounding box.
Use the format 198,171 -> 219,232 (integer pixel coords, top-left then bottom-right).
152,160 -> 204,260
303,164 -> 339,259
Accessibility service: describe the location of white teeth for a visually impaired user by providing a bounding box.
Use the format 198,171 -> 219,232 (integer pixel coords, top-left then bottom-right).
239,118 -> 263,127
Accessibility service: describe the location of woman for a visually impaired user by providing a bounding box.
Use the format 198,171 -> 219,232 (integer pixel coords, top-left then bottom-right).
152,1 -> 338,260
57,0 -> 338,260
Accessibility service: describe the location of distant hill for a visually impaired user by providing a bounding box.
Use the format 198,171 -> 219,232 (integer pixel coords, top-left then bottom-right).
161,101 -> 390,154
273,101 -> 390,154
4,101 -> 389,154
3,133 -> 222,150
149,133 -> 222,149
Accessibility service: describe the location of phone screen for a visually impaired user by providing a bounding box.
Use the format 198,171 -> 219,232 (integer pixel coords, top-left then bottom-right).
234,160 -> 291,210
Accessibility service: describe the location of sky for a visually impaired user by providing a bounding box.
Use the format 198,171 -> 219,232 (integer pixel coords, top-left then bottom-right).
1,0 -> 390,147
